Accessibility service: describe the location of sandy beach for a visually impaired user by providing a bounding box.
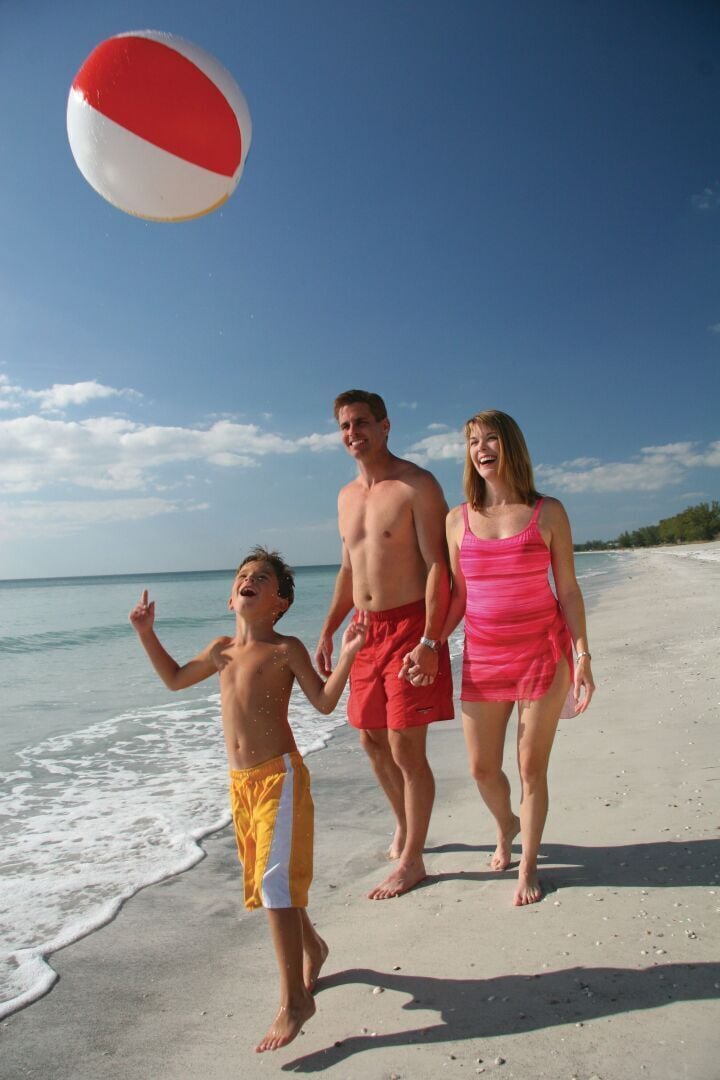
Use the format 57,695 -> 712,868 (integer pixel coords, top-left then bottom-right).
2,546 -> 719,1080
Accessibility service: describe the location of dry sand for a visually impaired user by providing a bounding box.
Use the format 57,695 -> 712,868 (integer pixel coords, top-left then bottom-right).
2,547 -> 719,1080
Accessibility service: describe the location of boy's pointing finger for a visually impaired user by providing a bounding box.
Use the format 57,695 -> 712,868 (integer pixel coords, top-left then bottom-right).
141,589 -> 149,606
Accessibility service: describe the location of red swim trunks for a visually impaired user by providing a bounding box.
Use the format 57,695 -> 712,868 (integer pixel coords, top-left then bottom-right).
347,599 -> 454,731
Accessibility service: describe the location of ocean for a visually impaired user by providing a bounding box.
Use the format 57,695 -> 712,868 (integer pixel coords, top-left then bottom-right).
0,553 -> 624,1018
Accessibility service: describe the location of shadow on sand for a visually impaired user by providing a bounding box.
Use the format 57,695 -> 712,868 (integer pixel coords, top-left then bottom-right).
423,837 -> 720,891
283,961 -> 719,1072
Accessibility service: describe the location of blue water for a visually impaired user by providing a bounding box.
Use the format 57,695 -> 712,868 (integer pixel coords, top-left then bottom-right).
0,553 -> 624,1018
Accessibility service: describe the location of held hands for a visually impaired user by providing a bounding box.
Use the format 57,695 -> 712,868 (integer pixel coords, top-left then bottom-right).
398,640 -> 439,687
339,610 -> 369,659
128,589 -> 155,637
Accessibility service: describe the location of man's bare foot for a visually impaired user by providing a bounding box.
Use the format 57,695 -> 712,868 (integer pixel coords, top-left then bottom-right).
368,856 -> 426,899
387,824 -> 406,860
303,935 -> 329,992
513,864 -> 543,906
490,813 -> 521,871
255,994 -> 316,1053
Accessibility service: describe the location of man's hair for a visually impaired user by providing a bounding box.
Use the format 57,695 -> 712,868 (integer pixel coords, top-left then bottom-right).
463,409 -> 540,510
236,546 -> 295,616
333,389 -> 388,422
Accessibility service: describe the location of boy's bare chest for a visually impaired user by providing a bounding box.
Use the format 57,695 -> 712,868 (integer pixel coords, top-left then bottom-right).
217,645 -> 293,697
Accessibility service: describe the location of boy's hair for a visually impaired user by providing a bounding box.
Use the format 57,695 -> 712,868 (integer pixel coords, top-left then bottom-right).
333,389 -> 388,422
463,409 -> 540,510
236,546 -> 295,617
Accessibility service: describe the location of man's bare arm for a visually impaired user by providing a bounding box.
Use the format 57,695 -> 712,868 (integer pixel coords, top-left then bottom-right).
401,472 -> 451,684
315,543 -> 354,676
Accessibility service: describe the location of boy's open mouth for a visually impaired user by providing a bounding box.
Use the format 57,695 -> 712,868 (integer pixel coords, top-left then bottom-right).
239,586 -> 257,597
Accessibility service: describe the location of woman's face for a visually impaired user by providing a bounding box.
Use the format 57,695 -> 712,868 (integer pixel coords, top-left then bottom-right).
468,423 -> 501,479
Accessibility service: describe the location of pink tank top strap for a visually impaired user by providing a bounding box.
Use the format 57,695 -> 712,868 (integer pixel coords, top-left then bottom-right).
529,496 -> 544,526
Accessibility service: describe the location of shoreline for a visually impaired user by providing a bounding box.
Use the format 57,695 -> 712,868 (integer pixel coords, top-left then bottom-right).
2,547 -> 719,1078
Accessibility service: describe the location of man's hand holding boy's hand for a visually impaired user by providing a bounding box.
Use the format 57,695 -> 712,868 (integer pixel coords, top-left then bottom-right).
339,610 -> 369,659
129,589 -> 155,637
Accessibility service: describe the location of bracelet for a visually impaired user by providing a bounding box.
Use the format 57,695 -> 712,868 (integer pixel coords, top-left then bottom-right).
420,636 -> 439,652
576,651 -> 592,661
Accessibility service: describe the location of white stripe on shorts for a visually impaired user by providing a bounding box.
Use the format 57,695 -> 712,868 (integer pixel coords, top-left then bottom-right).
261,753 -> 294,908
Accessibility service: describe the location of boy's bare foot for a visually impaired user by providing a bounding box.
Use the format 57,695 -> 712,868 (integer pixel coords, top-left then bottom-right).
368,856 -> 426,899
490,813 -> 521,871
255,995 -> 316,1053
513,864 -> 543,906
387,824 -> 406,860
303,935 -> 329,992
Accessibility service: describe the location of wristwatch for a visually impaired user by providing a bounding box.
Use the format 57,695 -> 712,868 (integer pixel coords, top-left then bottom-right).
420,636 -> 439,652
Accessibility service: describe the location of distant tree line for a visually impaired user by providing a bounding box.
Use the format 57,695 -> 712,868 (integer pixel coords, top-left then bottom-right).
574,501 -> 720,551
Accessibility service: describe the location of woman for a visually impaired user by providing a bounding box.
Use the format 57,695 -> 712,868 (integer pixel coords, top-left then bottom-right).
441,410 -> 595,906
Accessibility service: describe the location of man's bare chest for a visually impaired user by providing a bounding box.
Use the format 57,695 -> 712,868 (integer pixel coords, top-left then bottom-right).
341,490 -> 414,548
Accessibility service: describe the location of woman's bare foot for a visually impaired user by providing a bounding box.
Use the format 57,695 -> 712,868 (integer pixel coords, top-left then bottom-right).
490,813 -> 521,871
513,863 -> 543,906
368,855 -> 426,899
303,935 -> 329,992
255,994 -> 316,1053
387,824 -> 406,860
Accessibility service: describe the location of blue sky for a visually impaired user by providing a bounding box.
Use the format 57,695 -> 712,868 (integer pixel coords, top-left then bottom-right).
0,0 -> 718,578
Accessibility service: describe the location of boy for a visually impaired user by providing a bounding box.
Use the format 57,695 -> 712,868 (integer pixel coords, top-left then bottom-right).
129,546 -> 367,1053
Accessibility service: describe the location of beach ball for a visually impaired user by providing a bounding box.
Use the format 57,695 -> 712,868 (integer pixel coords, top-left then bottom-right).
67,30 -> 252,222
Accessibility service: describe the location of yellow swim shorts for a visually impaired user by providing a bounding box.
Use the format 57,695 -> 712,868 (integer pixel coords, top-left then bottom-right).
229,751 -> 313,911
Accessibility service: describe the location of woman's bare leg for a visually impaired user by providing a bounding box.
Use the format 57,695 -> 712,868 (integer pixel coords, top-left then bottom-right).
514,659 -> 572,906
462,700 -> 520,870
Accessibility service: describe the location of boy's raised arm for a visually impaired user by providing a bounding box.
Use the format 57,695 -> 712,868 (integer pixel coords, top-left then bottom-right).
129,589 -> 219,691
291,612 -> 368,715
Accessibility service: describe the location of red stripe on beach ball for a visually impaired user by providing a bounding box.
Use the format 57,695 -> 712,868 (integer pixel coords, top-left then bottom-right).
72,35 -> 241,178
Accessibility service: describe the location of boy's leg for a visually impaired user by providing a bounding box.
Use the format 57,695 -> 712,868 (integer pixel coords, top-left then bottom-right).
256,907 -> 316,1053
299,908 -> 328,992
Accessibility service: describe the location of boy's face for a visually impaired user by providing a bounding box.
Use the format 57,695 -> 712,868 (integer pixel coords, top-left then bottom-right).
229,560 -> 289,622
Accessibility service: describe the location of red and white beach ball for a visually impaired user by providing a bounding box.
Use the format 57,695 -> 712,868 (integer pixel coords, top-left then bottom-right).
67,31 -> 252,222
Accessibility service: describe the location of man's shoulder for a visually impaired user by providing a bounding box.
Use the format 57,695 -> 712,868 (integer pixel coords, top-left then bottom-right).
392,456 -> 440,488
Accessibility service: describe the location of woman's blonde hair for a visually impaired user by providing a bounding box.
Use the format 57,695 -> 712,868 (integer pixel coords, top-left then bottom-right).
463,409 -> 540,510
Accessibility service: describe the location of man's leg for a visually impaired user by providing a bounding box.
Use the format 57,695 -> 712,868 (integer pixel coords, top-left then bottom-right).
462,700 -> 519,870
368,725 -> 433,899
256,907 -> 316,1053
359,728 -> 407,859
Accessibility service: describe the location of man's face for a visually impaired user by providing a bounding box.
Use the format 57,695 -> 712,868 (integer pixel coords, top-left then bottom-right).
337,403 -> 390,460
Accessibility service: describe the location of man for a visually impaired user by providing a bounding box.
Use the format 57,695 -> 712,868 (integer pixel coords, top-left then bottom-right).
316,389 -> 454,899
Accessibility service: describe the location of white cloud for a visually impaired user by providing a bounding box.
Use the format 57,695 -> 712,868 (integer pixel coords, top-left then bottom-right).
0,376 -> 140,415
398,401 -> 418,409
0,498 -> 207,539
691,183 -> 720,210
535,441 -> 720,494
405,431 -> 465,465
296,432 -> 341,452
707,323 -> 720,334
25,380 -> 140,412
427,422 -> 449,431
0,414 -> 344,495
